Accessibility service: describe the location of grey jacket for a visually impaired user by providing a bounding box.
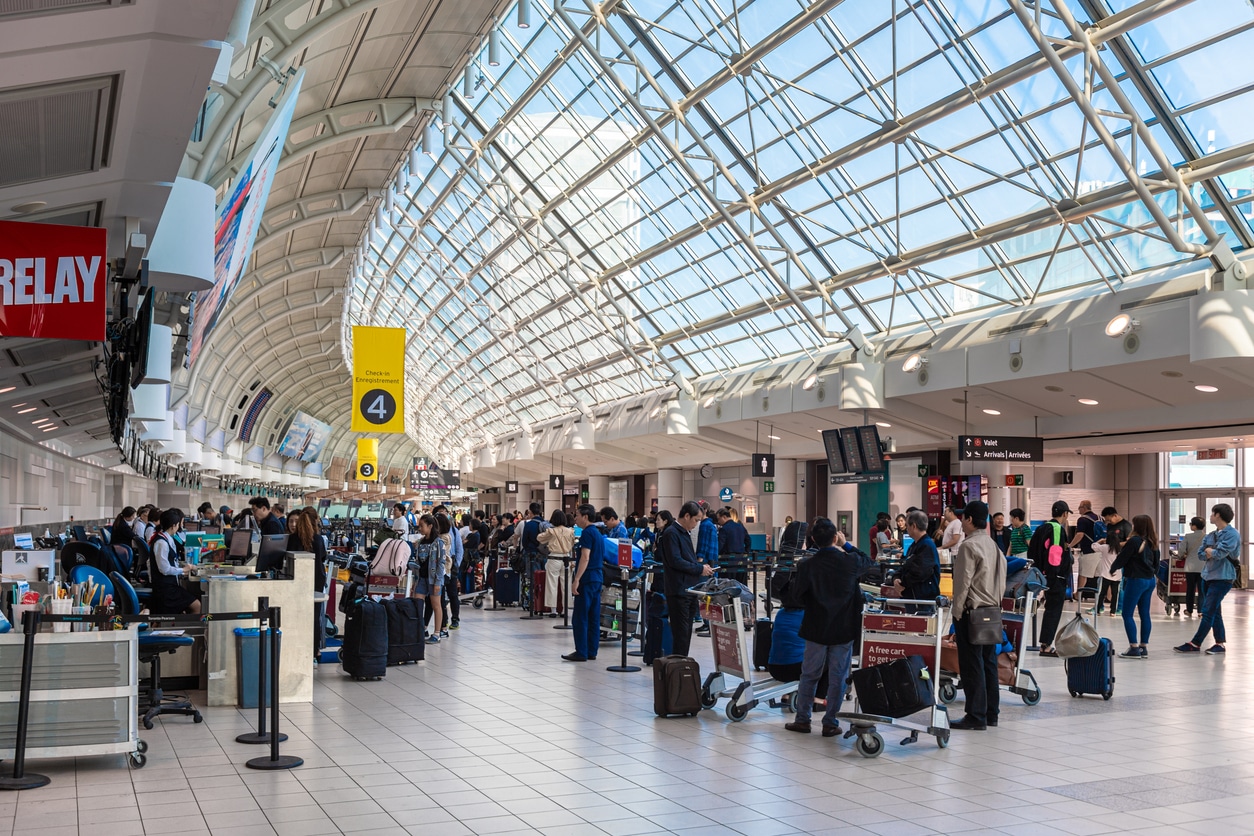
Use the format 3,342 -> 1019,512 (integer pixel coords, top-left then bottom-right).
1180,530 -> 1206,574
953,530 -> 1007,615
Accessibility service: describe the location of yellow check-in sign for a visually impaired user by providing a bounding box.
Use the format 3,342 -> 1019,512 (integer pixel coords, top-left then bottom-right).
351,326 -> 405,434
357,438 -> 379,481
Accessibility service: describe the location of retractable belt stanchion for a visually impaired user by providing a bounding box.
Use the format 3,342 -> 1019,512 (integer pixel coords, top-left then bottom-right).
0,611 -> 51,790
247,606 -> 302,771
606,566 -> 640,673
237,596 -> 286,745
554,553 -> 573,630
629,565 -> 649,658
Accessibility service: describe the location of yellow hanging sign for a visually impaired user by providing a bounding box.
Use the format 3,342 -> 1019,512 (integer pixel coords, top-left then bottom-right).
351,326 -> 405,434
357,438 -> 379,482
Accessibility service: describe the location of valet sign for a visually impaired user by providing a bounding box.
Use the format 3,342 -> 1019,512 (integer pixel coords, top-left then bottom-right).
0,220 -> 106,341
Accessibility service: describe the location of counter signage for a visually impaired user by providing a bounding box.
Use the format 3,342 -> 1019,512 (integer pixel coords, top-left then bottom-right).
711,621 -> 743,675
356,438 -> 379,481
618,540 -> 632,568
958,435 -> 1044,462
350,326 -> 405,433
0,219 -> 106,341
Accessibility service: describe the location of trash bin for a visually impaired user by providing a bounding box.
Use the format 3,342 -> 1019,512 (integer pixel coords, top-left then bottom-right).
235,627 -> 281,708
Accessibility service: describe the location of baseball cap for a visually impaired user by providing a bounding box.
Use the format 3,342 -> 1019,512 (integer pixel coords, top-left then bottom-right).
1051,500 -> 1072,516
219,505 -> 231,514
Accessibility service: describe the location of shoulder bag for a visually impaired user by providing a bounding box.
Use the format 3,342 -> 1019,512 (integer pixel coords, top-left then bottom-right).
967,604 -> 1003,645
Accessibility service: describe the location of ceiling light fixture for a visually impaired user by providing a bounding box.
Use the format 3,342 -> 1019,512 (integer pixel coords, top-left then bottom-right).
41,425 -> 56,432
767,435 -> 781,440
1105,313 -> 1139,338
1195,384 -> 1219,393
517,0 -> 530,28
649,405 -> 662,418
0,387 -> 14,394
902,353 -> 927,373
17,407 -> 36,414
876,421 -> 891,428
982,409 -> 1001,416
488,28 -> 501,66
702,395 -> 716,408
802,373 -> 818,390
31,419 -> 49,425
1078,398 -> 1099,406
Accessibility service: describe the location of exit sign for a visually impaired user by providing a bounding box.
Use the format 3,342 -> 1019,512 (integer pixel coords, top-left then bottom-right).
1197,449 -> 1228,461
764,481 -> 775,493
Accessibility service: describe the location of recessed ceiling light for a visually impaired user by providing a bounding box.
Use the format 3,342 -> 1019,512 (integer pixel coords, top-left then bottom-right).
40,425 -> 56,432
10,200 -> 47,215
17,407 -> 36,414
1233,438 -> 1245,443
11,403 -> 25,408
1078,398 -> 1099,406
1175,444 -> 1189,448
982,409 -> 1001,416
767,435 -> 781,440
1195,384 -> 1219,393
875,421 -> 892,428
1161,371 -> 1184,378
1044,385 -> 1064,392
0,387 -> 14,394
31,419 -> 49,425
951,398 -> 967,405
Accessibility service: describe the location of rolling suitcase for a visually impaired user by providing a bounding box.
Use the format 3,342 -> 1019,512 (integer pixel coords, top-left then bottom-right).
532,569 -> 564,614
494,568 -> 520,606
752,618 -> 773,671
341,598 -> 387,681
383,597 -> 424,665
653,655 -> 702,717
1066,637 -> 1114,699
851,656 -> 933,718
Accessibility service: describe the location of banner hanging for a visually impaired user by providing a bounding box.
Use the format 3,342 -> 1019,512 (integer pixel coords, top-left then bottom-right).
357,438 -> 379,481
0,220 -> 107,341
351,326 -> 406,433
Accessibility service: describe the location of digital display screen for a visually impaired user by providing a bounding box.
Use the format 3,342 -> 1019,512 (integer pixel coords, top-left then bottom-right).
821,429 -> 847,473
858,425 -> 885,473
839,427 -> 864,473
277,410 -> 333,463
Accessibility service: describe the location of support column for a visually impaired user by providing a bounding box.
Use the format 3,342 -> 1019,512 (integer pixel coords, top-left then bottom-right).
588,475 -> 610,511
544,484 -> 562,520
828,479 -> 858,544
656,469 -> 683,517
769,459 -> 797,535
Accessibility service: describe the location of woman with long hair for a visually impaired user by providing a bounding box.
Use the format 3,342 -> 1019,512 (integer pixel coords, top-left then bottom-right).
414,514 -> 446,644
150,508 -> 200,615
289,507 -> 329,660
111,506 -> 137,550
1110,514 -> 1159,659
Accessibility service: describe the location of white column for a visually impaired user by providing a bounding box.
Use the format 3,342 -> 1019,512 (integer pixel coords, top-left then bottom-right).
544,484 -> 562,519
588,475 -> 610,510
769,459 -> 797,533
657,469 -> 683,517
970,460 -> 1012,519
828,479 -> 859,542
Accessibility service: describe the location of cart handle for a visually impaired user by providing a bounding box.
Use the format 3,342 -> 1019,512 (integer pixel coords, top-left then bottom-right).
869,595 -> 951,609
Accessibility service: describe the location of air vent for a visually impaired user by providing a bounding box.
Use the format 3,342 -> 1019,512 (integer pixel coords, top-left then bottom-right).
0,76 -> 116,187
752,373 -> 782,386
887,342 -> 933,359
988,320 -> 1047,338
0,0 -> 130,20
1120,289 -> 1198,310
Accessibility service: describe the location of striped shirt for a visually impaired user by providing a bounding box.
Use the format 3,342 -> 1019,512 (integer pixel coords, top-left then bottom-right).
1009,523 -> 1034,556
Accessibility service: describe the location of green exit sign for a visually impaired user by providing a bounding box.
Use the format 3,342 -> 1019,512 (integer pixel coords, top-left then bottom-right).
764,481 -> 775,493
580,489 -> 589,500
918,464 -> 929,478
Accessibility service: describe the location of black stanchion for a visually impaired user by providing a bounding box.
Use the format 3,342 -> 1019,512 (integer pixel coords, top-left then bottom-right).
554,554 -> 573,630
607,567 -> 640,673
247,607 -> 302,770
237,597 -> 287,745
629,566 -> 649,658
0,611 -> 51,790
1027,593 -> 1041,653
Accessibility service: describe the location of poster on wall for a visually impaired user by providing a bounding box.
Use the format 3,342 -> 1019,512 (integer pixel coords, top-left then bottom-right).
187,69 -> 305,368
277,410 -> 332,462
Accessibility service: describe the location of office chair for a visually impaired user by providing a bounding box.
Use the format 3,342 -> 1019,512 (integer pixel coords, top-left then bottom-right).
130,537 -> 153,585
101,528 -> 112,546
67,563 -> 114,605
109,572 -> 203,730
60,542 -> 114,582
110,544 -> 134,578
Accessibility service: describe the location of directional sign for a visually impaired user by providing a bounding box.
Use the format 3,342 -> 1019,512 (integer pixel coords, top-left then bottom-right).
752,453 -> 775,478
351,326 -> 405,433
719,487 -> 734,503
958,435 -> 1044,462
356,438 -> 378,482
764,481 -> 775,493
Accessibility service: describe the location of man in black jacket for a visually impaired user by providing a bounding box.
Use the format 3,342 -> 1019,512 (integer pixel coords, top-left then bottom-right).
249,496 -> 285,537
658,501 -> 713,657
1029,500 -> 1073,656
785,518 -> 872,736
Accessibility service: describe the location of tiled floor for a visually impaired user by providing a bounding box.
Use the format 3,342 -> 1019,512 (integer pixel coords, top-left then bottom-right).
6,593 -> 1254,835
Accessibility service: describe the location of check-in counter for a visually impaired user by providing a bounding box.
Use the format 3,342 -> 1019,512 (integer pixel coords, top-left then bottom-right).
201,551 -> 315,706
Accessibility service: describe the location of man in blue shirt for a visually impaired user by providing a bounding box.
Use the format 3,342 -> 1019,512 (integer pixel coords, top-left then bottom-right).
565,504 -> 606,662
1176,503 -> 1240,654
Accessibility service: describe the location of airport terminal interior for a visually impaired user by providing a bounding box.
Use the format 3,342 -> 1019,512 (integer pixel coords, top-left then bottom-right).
4,0 -> 1254,833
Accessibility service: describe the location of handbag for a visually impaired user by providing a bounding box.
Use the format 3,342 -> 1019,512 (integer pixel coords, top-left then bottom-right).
966,605 -> 1003,645
1054,608 -> 1100,658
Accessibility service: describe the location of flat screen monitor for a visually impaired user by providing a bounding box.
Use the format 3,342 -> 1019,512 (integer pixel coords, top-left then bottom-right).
821,429 -> 846,473
318,499 -> 331,510
227,529 -> 252,561
13,533 -> 34,550
351,518 -> 362,527
858,425 -> 885,473
838,427 -> 864,474
255,535 -> 289,575
183,532 -> 205,550
202,525 -> 220,536
349,499 -> 363,517
72,525 -> 88,543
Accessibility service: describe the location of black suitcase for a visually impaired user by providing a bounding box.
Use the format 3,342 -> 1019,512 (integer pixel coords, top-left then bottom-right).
752,618 -> 773,671
341,598 -> 387,681
653,655 -> 702,717
1066,637 -> 1115,699
494,568 -> 520,606
383,597 -> 425,665
851,656 -> 933,718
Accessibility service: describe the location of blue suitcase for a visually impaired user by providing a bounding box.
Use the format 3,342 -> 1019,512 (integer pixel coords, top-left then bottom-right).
493,568 -> 520,607
1065,637 -> 1114,699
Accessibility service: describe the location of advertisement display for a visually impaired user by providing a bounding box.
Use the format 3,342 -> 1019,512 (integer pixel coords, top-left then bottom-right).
357,438 -> 379,482
0,220 -> 106,341
277,410 -> 333,462
351,326 -> 406,433
188,70 -> 304,368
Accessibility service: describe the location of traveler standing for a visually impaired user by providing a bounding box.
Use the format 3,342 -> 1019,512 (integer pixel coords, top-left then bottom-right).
694,509 -> 720,638
895,510 -> 940,601
1008,509 -> 1033,557
658,502 -> 714,657
564,504 -> 606,662
783,519 -> 870,736
412,515 -> 446,644
1110,514 -> 1158,659
1098,507 -> 1132,615
435,507 -> 462,631
950,501 -> 1006,730
1029,501 -> 1073,657
537,510 -> 574,615
1175,503 -> 1240,654
1073,501 -> 1100,594
1179,517 -> 1207,616
940,504 -> 965,552
990,512 -> 1011,556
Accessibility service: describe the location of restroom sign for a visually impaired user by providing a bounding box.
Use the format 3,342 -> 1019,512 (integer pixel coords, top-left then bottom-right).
752,453 -> 775,478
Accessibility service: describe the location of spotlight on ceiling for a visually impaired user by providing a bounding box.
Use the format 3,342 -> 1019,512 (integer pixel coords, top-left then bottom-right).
802,373 -> 818,390
902,353 -> 927,373
1105,313 -> 1139,338
517,0 -> 530,28
702,395 -> 716,409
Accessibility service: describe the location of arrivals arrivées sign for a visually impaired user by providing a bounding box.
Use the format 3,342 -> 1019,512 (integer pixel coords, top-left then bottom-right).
0,220 -> 106,341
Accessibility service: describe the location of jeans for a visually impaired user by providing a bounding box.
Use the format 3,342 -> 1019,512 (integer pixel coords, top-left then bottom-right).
668,593 -> 699,658
1185,573 -> 1204,612
955,615 -> 999,724
1120,576 -> 1155,645
1191,580 -> 1232,645
795,639 -> 853,727
445,573 -> 460,622
1039,580 -> 1068,647
572,580 -> 602,659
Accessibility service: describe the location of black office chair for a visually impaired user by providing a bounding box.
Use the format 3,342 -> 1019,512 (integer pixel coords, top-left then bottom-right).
130,537 -> 153,585
110,572 -> 203,730
60,541 -> 114,582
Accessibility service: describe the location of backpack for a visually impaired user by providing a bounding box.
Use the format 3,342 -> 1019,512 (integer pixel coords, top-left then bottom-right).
372,538 -> 412,576
1047,522 -> 1064,568
1092,517 -> 1107,541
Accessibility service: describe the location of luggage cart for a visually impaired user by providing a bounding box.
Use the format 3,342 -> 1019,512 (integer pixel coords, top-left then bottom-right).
834,596 -> 951,757
1156,554 -> 1187,616
938,594 -> 1042,707
458,555 -> 491,609
688,584 -> 800,723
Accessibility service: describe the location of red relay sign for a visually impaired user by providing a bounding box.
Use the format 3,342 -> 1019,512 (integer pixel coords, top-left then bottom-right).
0,220 -> 107,341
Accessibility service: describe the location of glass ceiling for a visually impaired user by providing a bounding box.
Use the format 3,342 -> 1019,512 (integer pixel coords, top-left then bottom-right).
344,0 -> 1254,455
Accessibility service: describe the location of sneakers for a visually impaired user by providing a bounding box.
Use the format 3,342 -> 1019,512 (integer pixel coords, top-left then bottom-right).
1119,647 -> 1141,659
449,620 -> 460,630
1173,642 -> 1200,653
784,720 -> 811,734
439,629 -> 449,638
1139,647 -> 1149,659
425,635 -> 440,645
1205,644 -> 1226,655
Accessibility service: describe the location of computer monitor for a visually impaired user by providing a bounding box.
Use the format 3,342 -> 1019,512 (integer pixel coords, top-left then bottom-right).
13,533 -> 34,550
255,534 -> 289,576
227,529 -> 252,563
351,518 -> 362,527
72,525 -> 87,542
318,499 -> 331,510
202,525 -> 220,536
183,532 -> 205,550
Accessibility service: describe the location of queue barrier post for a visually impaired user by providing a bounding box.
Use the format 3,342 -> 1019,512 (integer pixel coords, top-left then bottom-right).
236,597 -> 287,745
0,610 -> 51,790
606,567 -> 640,674
554,553 -> 573,630
247,607 -> 303,770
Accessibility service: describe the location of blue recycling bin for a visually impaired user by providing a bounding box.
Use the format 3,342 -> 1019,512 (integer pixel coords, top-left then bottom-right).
235,627 -> 281,709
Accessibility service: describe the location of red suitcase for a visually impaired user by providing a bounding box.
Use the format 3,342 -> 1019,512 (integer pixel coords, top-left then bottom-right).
532,569 -> 564,614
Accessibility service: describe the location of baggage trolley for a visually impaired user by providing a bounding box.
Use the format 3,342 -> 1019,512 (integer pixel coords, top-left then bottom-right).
938,593 -> 1042,707
1156,554 -> 1187,615
458,555 -> 491,609
834,596 -> 952,757
687,584 -> 800,723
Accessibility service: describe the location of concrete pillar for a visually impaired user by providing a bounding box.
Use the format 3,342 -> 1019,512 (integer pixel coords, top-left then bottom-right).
828,479 -> 859,543
544,484 -> 562,519
970,460 -> 1012,519
656,469 -> 683,517
588,475 -> 610,510
770,459 -> 797,534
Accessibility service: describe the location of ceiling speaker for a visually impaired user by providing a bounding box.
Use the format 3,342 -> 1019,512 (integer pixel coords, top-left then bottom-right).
1124,333 -> 1140,354
1009,354 -> 1023,372
918,369 -> 930,387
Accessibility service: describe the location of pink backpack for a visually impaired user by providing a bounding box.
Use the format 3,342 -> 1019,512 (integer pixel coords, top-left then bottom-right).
372,538 -> 412,576
1047,522 -> 1064,567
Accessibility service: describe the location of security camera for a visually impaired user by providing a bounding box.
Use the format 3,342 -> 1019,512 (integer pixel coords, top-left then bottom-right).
1075,449 -> 1083,456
